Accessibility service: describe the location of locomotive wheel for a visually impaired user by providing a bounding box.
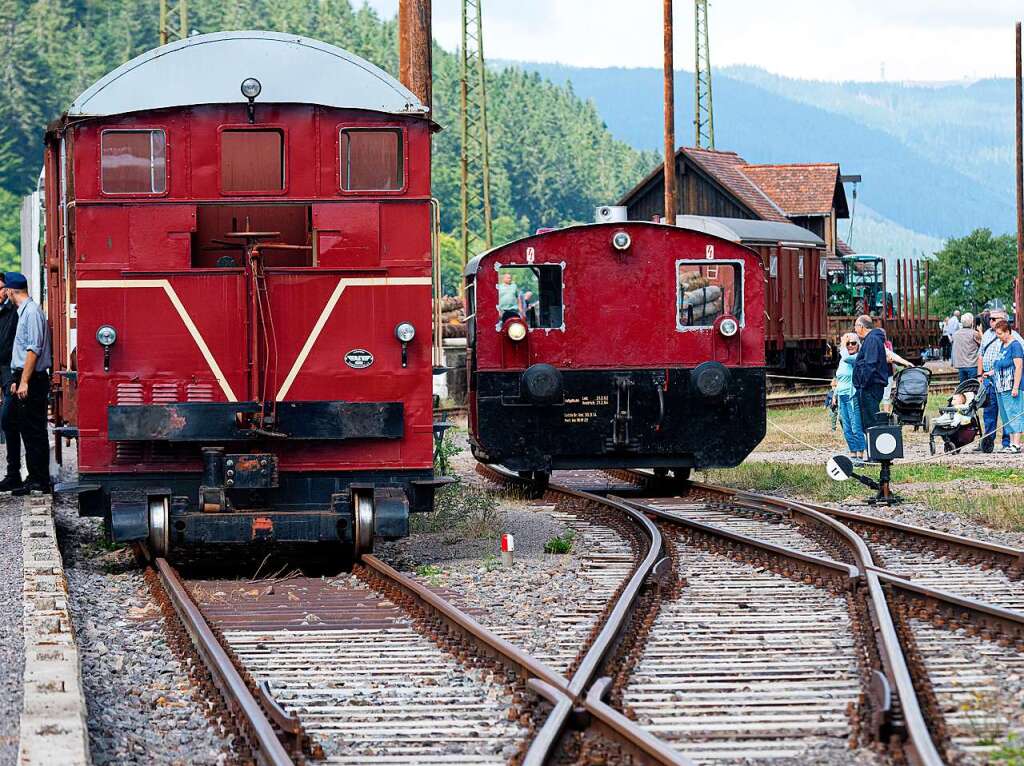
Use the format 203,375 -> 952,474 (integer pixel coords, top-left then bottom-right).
353,490 -> 375,558
148,495 -> 170,558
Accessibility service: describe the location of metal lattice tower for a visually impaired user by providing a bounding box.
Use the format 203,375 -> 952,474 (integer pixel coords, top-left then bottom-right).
159,0 -> 188,45
693,0 -> 715,149
460,0 -> 494,266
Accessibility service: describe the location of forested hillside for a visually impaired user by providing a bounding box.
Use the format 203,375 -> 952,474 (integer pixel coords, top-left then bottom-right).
0,0 -> 655,268
517,62 -> 1016,244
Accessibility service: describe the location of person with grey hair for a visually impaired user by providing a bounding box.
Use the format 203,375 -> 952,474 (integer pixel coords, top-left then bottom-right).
852,315 -> 889,433
951,311 -> 981,384
977,309 -> 1024,451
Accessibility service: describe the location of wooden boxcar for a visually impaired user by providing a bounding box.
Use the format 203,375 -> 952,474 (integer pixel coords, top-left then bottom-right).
464,221 -> 766,483
676,216 -> 830,374
44,32 -> 445,557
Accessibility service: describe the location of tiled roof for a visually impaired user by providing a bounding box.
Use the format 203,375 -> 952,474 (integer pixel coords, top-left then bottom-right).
837,238 -> 855,256
681,148 -> 789,223
740,163 -> 844,217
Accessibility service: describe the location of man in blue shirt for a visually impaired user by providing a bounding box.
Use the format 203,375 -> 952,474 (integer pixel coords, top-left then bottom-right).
852,314 -> 889,433
0,274 -> 22,491
4,273 -> 52,494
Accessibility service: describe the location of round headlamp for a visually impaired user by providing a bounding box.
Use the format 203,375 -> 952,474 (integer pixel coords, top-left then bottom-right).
718,317 -> 739,337
395,322 -> 416,343
240,77 -> 262,99
506,320 -> 528,342
612,230 -> 631,251
96,325 -> 117,347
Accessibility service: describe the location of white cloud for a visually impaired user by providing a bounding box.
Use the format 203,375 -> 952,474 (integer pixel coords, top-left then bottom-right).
360,0 -> 1022,81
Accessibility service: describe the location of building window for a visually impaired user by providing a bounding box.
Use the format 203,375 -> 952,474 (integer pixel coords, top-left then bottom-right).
495,265 -> 563,330
101,130 -> 166,194
221,129 -> 284,192
340,129 -> 403,191
677,260 -> 743,329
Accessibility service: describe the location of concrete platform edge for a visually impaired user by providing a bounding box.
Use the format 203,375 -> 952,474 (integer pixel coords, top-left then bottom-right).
17,495 -> 91,766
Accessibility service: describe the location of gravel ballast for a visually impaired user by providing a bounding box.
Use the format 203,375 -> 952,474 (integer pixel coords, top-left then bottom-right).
53,452 -> 232,766
0,495 -> 23,766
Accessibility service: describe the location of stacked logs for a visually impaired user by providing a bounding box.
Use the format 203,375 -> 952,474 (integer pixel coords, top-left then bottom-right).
438,296 -> 466,338
678,270 -> 722,325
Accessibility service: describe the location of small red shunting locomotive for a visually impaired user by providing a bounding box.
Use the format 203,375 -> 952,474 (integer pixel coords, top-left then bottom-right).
465,217 -> 768,483
44,32 -> 445,557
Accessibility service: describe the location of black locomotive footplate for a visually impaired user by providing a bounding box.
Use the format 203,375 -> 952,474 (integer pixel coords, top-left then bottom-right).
472,366 -> 766,472
107,401 -> 404,441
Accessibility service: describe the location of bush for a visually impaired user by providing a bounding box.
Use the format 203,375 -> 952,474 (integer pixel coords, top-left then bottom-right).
412,481 -> 505,543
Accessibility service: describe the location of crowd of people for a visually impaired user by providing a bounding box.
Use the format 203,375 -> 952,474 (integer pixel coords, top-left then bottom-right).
828,309 -> 1024,458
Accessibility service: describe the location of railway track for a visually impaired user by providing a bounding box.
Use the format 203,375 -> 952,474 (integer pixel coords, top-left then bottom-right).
604,470 -> 1024,764
140,479 -> 687,766
136,464 -> 1023,764
766,370 -> 960,411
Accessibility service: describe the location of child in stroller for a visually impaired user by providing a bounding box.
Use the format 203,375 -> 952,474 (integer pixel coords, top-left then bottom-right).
929,379 -> 987,454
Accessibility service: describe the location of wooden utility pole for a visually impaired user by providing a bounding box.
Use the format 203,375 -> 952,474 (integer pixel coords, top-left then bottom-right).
399,0 -> 433,110
1015,21 -> 1023,320
663,0 -> 676,221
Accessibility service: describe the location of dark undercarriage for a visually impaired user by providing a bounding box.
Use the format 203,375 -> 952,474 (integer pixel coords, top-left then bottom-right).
472,366 -> 766,473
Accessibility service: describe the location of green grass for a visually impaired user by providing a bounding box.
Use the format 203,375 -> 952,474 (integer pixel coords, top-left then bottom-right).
700,462 -> 1024,532
543,530 -> 575,554
991,733 -> 1024,764
415,564 -> 443,586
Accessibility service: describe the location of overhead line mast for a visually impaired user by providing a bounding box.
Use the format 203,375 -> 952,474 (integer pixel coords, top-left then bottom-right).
459,0 -> 494,267
159,0 -> 188,45
694,0 -> 715,149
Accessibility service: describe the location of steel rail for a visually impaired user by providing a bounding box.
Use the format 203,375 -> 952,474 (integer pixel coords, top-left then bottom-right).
154,558 -> 294,766
724,485 -> 1024,577
362,549 -> 691,766
475,464 -> 692,764
625,475 -> 1024,578
622,495 -> 945,766
518,477 -> 685,766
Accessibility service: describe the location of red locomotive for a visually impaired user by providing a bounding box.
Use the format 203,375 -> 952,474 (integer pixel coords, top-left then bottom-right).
465,218 -> 767,484
43,32 -> 445,557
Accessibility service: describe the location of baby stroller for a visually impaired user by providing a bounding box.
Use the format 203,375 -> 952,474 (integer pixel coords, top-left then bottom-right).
929,378 -> 987,455
889,366 -> 931,431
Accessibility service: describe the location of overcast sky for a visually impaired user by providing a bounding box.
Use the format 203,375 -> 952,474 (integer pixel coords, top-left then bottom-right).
363,0 -> 1022,82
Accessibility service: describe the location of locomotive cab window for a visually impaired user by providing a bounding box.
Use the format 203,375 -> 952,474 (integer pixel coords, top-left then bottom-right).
221,129 -> 284,192
496,265 -> 563,329
340,129 -> 403,191
101,129 -> 166,194
677,261 -> 743,329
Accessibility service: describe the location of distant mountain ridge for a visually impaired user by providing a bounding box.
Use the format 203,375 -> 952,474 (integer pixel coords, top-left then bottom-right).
505,61 -> 1016,247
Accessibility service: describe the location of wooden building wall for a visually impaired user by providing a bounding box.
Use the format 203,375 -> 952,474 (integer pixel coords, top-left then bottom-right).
624,158 -> 757,222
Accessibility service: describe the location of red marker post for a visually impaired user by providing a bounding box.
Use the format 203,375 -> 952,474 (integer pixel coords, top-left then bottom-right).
500,533 -> 514,567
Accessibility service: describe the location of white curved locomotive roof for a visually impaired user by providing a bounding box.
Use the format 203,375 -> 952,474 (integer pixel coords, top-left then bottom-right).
67,30 -> 427,118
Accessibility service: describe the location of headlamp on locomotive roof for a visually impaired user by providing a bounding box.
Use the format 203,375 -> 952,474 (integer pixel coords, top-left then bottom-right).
718,317 -> 739,338
96,325 -> 117,347
240,77 -> 262,100
395,322 -> 415,368
241,78 -> 262,123
612,230 -> 631,251
506,320 -> 528,342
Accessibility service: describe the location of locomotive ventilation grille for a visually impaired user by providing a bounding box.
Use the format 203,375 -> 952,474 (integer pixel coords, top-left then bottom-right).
111,381 -> 212,464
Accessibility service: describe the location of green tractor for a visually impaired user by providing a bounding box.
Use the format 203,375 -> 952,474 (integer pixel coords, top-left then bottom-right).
828,255 -> 889,316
